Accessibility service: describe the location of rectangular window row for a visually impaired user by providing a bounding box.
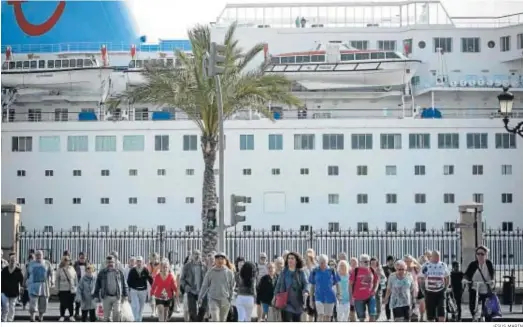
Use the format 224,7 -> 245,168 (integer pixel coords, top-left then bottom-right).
433,35 -> 523,53
11,132 -> 517,152
15,164 -> 515,178
17,196 -> 254,206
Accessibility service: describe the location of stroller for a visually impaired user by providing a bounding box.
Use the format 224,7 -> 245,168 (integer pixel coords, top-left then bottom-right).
446,290 -> 459,322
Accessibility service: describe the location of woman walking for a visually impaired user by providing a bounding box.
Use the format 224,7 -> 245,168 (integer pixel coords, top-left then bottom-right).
75,265 -> 97,322
257,263 -> 276,321
55,256 -> 78,321
273,252 -> 309,322
150,260 -> 178,322
383,260 -> 418,322
1,255 -> 24,322
336,260 -> 350,322
405,255 -> 425,321
370,257 -> 387,319
236,262 -> 256,322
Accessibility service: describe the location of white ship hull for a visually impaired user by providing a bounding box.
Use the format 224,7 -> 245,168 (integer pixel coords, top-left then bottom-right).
265,60 -> 420,90
2,68 -> 112,91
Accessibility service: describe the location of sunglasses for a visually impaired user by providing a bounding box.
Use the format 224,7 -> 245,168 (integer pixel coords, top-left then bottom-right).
476,252 -> 486,256
361,261 -> 369,264
397,268 -> 406,271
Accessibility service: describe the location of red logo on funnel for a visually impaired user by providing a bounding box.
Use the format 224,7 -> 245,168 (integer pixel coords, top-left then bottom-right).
8,0 -> 66,36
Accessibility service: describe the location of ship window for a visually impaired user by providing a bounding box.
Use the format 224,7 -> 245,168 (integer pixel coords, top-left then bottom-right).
271,57 -> 280,64
30,61 -> 37,69
355,53 -> 369,60
350,40 -> 368,50
143,59 -> 150,66
23,61 -> 30,69
69,59 -> 76,68
9,62 -> 15,69
166,58 -> 174,67
47,60 -> 54,68
340,53 -> 354,61
296,55 -> 310,63
311,55 -> 324,62
386,52 -> 401,59
370,52 -> 385,59
136,60 -> 143,68
281,56 -> 295,63
150,59 -> 157,66
15,61 -> 22,69
76,59 -> 83,67
39,60 -> 45,68
2,62 -> 7,70
128,60 -> 136,68
84,59 -> 93,67
54,60 -> 61,68
62,60 -> 69,68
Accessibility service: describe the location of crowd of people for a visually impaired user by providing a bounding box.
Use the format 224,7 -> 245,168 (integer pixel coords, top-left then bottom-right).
0,245 -> 499,322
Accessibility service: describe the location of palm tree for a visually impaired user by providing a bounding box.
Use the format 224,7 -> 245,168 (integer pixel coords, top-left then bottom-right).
111,23 -> 301,255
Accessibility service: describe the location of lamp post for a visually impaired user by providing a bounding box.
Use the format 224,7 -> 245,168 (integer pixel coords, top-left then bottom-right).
497,87 -> 523,138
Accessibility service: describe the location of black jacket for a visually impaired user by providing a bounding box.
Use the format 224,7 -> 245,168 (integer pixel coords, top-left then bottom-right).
1,266 -> 24,297
127,267 -> 153,291
464,259 -> 494,286
256,274 -> 276,304
73,260 -> 89,281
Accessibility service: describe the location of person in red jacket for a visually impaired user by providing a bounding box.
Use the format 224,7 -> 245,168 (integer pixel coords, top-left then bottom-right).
150,260 -> 178,322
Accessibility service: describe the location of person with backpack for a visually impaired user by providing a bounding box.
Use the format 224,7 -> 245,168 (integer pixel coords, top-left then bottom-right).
308,254 -> 340,322
349,254 -> 379,322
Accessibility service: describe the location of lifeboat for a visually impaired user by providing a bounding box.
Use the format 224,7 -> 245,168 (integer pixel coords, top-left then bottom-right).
1,55 -> 112,92
264,42 -> 421,90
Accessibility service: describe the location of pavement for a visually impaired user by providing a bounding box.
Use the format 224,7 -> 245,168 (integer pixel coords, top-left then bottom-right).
12,301 -> 523,322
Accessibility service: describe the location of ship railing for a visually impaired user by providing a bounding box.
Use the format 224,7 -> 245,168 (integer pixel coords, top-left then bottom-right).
3,108 -> 523,123
1,41 -> 192,55
450,12 -> 523,28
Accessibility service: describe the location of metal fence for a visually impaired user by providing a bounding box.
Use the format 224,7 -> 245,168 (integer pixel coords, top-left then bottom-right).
18,227 -> 523,287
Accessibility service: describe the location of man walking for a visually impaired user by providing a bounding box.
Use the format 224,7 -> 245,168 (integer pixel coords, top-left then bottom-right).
94,256 -> 128,322
198,253 -> 235,322
127,256 -> 153,321
181,250 -> 207,321
382,255 -> 396,321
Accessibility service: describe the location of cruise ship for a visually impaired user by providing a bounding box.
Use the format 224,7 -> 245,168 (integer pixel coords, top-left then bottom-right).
2,0 -> 522,233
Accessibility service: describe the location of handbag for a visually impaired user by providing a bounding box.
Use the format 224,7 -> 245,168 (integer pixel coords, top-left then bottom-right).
274,271 -> 297,310
477,266 -> 501,318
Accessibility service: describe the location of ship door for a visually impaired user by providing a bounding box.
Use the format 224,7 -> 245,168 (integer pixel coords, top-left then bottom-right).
326,43 -> 340,64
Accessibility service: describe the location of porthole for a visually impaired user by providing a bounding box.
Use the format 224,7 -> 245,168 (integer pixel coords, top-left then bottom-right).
418,41 -> 426,49
488,41 -> 495,48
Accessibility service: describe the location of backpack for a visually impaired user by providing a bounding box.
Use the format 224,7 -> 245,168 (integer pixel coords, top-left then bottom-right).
351,267 -> 376,291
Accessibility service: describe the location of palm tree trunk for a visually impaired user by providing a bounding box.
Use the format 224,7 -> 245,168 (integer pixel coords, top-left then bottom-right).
200,135 -> 218,255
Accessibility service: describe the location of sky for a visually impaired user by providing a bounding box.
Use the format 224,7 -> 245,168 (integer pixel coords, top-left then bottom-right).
129,0 -> 523,41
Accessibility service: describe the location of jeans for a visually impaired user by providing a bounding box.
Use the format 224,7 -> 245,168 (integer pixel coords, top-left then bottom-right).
1,294 -> 17,322
129,289 -> 147,322
236,295 -> 254,322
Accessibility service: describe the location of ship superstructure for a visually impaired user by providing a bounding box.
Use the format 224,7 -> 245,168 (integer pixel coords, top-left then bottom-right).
1,0 -> 522,231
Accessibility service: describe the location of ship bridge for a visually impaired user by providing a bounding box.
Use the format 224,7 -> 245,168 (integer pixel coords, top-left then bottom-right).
214,0 -> 523,29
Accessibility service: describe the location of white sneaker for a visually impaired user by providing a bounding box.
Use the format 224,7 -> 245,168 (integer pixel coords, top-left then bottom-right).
58,317 -> 65,322
69,317 -> 75,322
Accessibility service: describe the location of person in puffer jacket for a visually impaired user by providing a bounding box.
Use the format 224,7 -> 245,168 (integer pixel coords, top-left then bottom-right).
75,265 -> 97,322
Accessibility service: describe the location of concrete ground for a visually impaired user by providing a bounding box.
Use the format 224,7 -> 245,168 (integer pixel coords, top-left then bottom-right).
12,301 -> 523,322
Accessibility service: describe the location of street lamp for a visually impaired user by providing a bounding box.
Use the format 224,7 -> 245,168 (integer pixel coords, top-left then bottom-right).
497,87 -> 523,138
